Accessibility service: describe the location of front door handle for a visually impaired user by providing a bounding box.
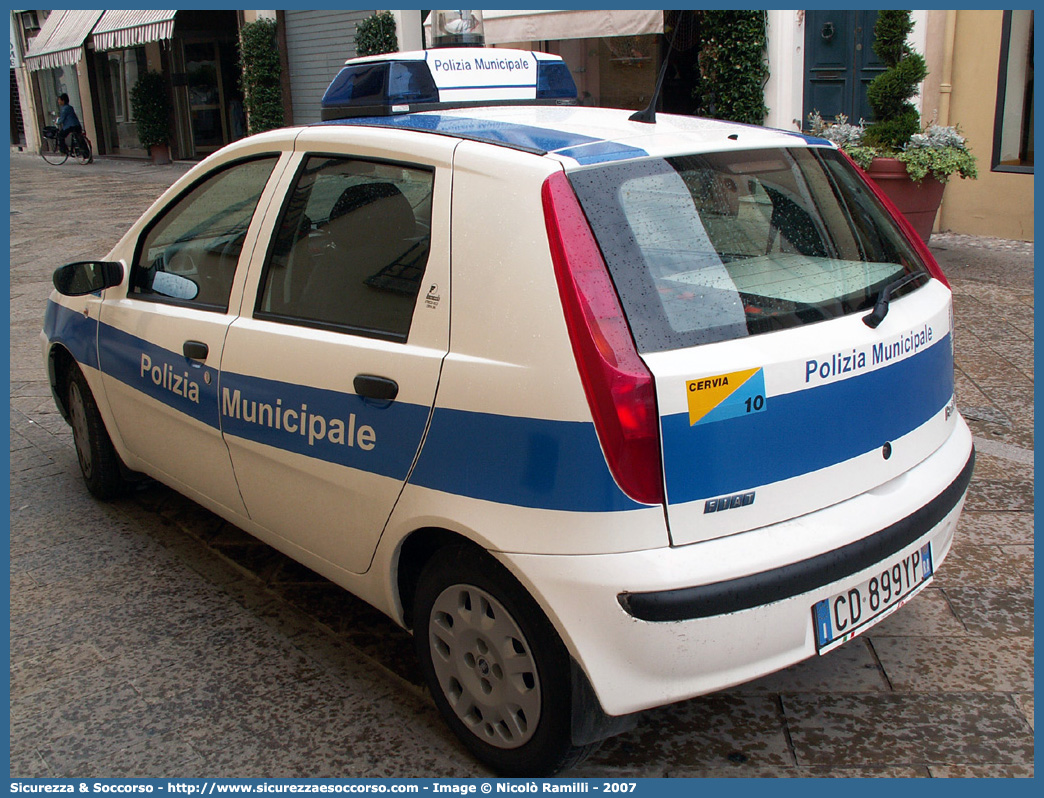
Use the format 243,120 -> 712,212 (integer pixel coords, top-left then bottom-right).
183,340 -> 209,361
354,374 -> 398,402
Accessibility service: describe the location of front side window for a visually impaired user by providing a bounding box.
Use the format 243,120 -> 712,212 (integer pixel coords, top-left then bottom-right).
256,155 -> 434,342
568,147 -> 929,352
131,157 -> 278,310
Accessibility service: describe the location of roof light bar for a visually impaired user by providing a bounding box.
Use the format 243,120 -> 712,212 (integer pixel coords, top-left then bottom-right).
321,48 -> 577,120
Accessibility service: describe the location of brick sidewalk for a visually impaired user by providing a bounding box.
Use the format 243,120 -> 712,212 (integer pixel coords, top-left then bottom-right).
9,154 -> 1034,777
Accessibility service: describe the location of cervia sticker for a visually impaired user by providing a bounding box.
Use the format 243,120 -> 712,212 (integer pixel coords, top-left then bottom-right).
687,368 -> 766,426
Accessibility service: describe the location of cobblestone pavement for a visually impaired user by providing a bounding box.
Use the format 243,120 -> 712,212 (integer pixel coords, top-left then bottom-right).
9,152 -> 1034,778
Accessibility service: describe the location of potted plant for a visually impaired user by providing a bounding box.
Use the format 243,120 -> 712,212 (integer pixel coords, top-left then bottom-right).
808,10 -> 977,241
130,70 -> 173,164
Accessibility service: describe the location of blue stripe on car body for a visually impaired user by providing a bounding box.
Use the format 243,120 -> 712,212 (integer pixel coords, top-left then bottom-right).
43,299 -> 100,370
98,322 -> 222,428
45,302 -> 952,516
43,302 -> 641,513
408,407 -> 646,512
660,335 -> 955,504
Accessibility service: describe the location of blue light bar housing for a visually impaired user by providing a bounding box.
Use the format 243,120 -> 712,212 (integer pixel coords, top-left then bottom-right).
321,48 -> 578,120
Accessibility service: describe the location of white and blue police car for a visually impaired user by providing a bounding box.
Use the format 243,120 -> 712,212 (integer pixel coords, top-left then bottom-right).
43,48 -> 974,775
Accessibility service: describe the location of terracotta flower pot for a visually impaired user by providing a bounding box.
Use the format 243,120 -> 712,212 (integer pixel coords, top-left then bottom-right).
149,143 -> 171,165
863,157 -> 945,243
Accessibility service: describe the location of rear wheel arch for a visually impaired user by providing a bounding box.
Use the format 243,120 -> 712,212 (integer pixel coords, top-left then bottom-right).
396,527 -> 481,630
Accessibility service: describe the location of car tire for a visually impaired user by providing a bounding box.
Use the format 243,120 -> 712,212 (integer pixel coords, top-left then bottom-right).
413,545 -> 595,776
66,364 -> 127,500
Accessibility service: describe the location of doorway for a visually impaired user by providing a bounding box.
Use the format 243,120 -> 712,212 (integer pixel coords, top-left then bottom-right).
803,10 -> 884,126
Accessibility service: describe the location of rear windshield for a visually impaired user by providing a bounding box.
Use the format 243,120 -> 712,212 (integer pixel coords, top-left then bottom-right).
567,147 -> 929,352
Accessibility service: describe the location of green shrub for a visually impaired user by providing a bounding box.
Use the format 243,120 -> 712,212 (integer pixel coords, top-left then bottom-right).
694,10 -> 768,126
240,17 -> 285,135
863,10 -> 927,150
356,11 -> 398,57
129,70 -> 171,148
898,125 -> 978,183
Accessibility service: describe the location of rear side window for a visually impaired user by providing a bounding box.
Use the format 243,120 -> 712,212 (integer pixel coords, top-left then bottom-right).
256,155 -> 434,342
132,157 -> 278,311
567,147 -> 929,352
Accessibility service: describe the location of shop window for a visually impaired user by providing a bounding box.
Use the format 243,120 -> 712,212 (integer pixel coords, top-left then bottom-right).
992,10 -> 1033,173
38,66 -> 83,129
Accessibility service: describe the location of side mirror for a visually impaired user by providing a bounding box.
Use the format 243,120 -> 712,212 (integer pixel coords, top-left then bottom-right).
52,261 -> 124,296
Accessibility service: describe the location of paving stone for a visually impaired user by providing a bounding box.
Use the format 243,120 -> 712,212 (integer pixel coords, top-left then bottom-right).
12,525 -> 170,587
59,733 -> 205,779
735,638 -> 889,693
964,420 -> 1035,450
10,742 -> 53,778
37,696 -> 188,776
871,635 -> 1033,692
964,479 -> 1034,512
954,371 -> 992,407
956,510 -> 1034,545
783,692 -> 1034,767
12,681 -> 159,752
945,585 -> 1035,637
970,452 -> 1032,481
932,541 -> 1029,590
169,675 -> 480,779
8,569 -> 42,616
1005,544 -> 1034,586
928,764 -> 1035,778
120,614 -> 328,704
636,765 -> 933,778
959,405 -> 1013,428
10,641 -> 108,700
1013,694 -> 1033,731
586,694 -> 794,770
9,661 -> 138,721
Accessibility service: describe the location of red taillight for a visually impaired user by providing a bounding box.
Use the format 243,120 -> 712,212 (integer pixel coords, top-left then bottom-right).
541,171 -> 665,505
840,149 -> 950,288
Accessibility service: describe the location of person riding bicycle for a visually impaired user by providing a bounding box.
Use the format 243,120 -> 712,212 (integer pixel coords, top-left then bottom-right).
56,93 -> 83,155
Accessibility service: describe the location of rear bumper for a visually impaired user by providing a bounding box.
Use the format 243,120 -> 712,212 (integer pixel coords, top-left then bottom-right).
501,416 -> 974,717
620,448 -> 973,622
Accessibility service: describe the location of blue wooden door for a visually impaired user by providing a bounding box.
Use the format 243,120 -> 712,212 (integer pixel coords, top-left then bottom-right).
803,10 -> 884,127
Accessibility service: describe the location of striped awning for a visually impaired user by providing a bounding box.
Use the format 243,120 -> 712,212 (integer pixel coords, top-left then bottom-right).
23,10 -> 104,71
92,10 -> 177,52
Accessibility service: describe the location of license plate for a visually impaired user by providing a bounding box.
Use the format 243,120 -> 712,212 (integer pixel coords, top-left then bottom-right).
812,542 -> 934,654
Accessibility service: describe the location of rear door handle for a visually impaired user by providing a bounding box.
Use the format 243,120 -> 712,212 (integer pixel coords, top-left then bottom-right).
354,374 -> 398,402
183,340 -> 209,361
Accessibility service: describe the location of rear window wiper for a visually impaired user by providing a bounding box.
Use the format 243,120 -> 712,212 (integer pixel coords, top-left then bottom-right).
863,271 -> 929,329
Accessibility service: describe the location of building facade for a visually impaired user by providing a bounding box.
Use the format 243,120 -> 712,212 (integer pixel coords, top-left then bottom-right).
467,9 -> 1032,242
14,9 -> 243,161
11,9 -> 1031,240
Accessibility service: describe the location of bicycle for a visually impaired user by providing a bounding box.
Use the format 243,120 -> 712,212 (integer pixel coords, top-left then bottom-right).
41,122 -> 93,165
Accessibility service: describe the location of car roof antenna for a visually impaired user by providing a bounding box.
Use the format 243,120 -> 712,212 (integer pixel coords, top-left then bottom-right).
629,13 -> 685,124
